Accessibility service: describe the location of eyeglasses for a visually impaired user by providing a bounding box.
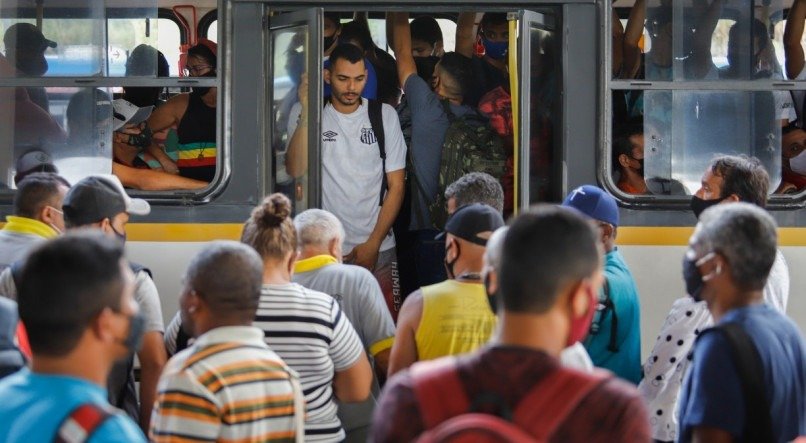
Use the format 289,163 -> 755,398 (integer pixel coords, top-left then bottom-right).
183,64 -> 213,76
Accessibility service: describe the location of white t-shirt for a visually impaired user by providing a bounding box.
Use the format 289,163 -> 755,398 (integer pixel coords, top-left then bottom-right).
775,89 -> 797,123
288,101 -> 406,253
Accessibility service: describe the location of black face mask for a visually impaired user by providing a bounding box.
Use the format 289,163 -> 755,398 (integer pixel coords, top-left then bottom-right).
444,241 -> 460,280
324,34 -> 337,51
191,69 -> 217,96
484,273 -> 499,314
690,195 -> 728,219
682,254 -> 705,302
633,157 -> 645,175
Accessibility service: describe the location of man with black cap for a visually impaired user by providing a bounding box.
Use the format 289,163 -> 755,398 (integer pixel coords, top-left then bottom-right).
563,185 -> 641,384
388,203 -> 503,376
0,174 -> 166,432
3,23 -> 57,111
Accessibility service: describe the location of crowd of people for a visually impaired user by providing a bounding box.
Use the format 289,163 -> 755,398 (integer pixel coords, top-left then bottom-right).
0,8 -> 805,443
0,154 -> 803,442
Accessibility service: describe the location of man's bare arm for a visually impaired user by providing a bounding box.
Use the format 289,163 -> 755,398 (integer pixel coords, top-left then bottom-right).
286,74 -> 309,178
387,290 -> 423,376
786,0 -> 806,79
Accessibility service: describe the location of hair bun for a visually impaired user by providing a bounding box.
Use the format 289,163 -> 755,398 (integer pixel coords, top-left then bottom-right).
253,193 -> 291,228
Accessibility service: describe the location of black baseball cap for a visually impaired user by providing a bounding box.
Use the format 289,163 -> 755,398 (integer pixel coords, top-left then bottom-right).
436,203 -> 505,246
3,23 -> 57,52
63,174 -> 150,226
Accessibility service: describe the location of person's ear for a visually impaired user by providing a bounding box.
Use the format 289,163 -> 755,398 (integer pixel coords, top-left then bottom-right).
487,269 -> 499,295
724,194 -> 741,203
323,68 -> 331,85
328,237 -> 340,259
618,153 -> 632,169
100,218 -> 112,234
434,41 -> 445,57
93,307 -> 118,343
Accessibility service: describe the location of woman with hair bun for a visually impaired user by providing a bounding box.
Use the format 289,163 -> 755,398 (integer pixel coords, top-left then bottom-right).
242,193 -> 372,442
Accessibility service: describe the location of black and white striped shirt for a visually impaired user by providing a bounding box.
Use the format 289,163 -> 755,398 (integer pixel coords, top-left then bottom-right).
254,283 -> 364,442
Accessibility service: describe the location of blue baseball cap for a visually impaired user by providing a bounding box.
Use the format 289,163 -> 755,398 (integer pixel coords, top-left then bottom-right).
562,185 -> 619,227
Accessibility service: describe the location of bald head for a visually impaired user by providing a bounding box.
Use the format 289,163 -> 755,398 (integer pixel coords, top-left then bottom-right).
185,241 -> 264,319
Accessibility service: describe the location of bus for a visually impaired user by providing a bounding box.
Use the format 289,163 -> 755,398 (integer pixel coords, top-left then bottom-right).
0,0 -> 804,362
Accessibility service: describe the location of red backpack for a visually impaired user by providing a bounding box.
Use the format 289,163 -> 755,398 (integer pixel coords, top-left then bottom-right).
411,357 -> 610,442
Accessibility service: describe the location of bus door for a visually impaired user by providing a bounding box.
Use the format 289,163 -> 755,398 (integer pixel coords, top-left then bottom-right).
267,8 -> 323,213
516,9 -> 561,209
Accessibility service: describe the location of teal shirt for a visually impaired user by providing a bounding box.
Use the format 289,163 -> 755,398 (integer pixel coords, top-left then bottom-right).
0,368 -> 146,443
584,248 -> 642,384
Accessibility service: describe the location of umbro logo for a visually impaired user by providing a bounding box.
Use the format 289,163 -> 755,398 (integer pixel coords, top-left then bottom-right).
323,130 -> 338,142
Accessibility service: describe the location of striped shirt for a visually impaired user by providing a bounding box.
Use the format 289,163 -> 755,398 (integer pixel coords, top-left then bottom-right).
150,326 -> 305,443
255,283 -> 365,442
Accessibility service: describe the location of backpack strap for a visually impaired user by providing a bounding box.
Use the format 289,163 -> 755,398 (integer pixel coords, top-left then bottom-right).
367,99 -> 387,206
54,403 -> 115,443
440,99 -> 457,123
602,279 -> 620,353
128,261 -> 152,279
410,357 -> 470,430
712,322 -> 774,443
513,368 -> 610,440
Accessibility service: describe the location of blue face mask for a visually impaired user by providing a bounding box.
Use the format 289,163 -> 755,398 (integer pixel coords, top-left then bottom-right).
482,37 -> 508,60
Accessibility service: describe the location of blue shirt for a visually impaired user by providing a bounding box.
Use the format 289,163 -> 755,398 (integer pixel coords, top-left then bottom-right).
323,57 -> 377,100
402,74 -> 474,230
0,368 -> 146,443
583,248 -> 642,384
678,304 -> 806,443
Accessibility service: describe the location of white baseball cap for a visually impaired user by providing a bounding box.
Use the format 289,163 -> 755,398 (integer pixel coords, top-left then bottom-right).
112,99 -> 153,131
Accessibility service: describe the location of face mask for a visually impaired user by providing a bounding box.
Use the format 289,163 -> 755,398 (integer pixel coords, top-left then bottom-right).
119,311 -> 146,354
682,254 -> 705,302
126,125 -> 153,148
690,195 -> 727,219
191,69 -> 217,96
791,150 -> 806,175
633,157 -> 645,175
17,55 -> 48,76
444,240 -> 460,280
682,252 -> 718,302
483,273 -> 498,314
567,286 -> 597,346
482,37 -> 508,60
324,34 -> 337,51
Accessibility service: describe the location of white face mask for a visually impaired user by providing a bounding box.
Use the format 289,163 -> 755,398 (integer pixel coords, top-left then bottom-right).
791,150 -> 806,176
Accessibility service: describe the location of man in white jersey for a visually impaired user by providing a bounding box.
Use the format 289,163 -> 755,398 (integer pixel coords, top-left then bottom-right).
286,43 -> 407,321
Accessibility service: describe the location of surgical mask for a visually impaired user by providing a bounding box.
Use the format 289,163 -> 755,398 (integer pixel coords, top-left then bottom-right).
690,195 -> 727,219
481,37 -> 508,60
324,34 -> 337,51
567,286 -> 597,346
191,70 -> 217,96
484,273 -> 498,314
46,206 -> 63,235
118,311 -> 146,354
126,125 -> 153,148
791,150 -> 806,175
444,240 -> 460,280
682,252 -> 718,302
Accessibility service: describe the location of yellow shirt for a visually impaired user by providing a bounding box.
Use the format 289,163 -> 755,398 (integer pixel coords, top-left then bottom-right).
415,279 -> 497,361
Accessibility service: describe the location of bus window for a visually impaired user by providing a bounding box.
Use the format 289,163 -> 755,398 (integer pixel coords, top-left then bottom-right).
610,90 -> 784,196
0,86 -> 112,187
207,20 -> 218,43
269,9 -> 322,213
617,0 -> 788,82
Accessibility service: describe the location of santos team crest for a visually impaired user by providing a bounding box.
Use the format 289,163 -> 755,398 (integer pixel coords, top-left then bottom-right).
360,128 -> 377,145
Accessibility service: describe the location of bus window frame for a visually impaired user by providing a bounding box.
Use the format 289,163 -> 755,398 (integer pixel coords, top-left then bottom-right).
604,0 -> 806,210
0,3 -> 223,205
199,9 -> 217,41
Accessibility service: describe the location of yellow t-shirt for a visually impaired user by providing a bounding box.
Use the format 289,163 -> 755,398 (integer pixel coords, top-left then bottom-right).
415,279 -> 497,361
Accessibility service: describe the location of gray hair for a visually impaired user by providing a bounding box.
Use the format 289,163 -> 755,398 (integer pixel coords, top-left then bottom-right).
293,209 -> 345,249
484,226 -> 508,272
695,202 -> 777,292
185,241 -> 264,313
445,172 -> 504,213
